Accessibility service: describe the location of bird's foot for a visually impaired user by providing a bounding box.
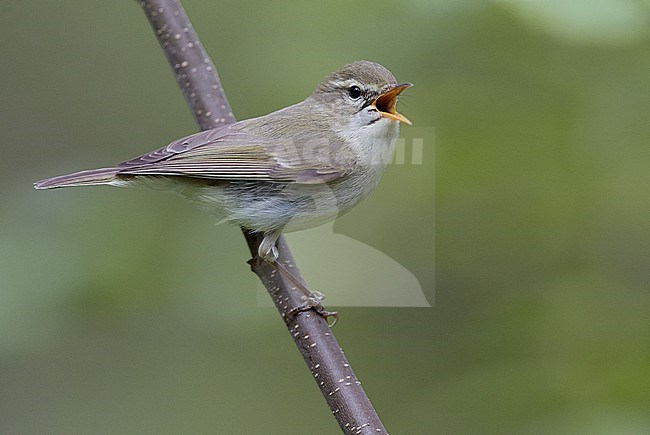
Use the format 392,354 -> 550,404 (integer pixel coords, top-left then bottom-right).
256,230 -> 338,325
287,293 -> 338,326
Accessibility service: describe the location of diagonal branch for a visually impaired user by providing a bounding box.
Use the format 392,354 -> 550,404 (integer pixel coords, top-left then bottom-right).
138,1 -> 387,433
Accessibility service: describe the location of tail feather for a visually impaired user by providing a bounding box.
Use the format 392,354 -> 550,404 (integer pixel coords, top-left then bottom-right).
34,167 -> 121,190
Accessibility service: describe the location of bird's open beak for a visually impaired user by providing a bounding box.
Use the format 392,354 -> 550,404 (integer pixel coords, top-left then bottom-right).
373,82 -> 412,126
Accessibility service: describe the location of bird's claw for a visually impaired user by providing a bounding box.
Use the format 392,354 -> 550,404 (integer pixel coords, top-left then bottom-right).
287,296 -> 338,327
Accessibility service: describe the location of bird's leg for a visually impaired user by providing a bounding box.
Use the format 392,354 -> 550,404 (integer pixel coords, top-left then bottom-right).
258,230 -> 338,325
258,230 -> 281,263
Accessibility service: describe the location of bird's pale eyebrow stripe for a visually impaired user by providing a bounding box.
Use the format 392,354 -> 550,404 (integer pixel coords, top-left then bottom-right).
331,79 -> 358,88
331,79 -> 382,95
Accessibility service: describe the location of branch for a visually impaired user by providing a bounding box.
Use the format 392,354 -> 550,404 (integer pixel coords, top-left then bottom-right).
138,1 -> 387,433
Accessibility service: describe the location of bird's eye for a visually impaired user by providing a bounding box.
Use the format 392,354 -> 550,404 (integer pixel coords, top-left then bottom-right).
348,85 -> 362,100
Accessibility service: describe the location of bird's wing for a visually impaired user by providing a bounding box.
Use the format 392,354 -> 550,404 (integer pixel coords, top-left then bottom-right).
117,126 -> 234,167
116,123 -> 355,184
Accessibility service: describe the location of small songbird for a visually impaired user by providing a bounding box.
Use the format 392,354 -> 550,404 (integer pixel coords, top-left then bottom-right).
35,60 -> 411,263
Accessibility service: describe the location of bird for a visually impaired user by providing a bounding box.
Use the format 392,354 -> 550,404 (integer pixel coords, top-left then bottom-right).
35,60 -> 412,265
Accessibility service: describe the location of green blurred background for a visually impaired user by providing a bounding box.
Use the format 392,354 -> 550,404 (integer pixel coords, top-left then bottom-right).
2,0 -> 649,433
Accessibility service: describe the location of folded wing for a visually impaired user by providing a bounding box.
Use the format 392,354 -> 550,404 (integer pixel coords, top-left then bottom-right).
116,122 -> 354,184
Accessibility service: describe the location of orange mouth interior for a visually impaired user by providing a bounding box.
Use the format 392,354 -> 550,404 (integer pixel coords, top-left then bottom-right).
373,83 -> 412,125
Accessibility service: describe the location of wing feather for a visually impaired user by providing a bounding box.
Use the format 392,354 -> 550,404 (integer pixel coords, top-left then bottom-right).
116,120 -> 355,184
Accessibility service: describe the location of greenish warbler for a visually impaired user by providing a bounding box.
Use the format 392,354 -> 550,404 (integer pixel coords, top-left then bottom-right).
35,60 -> 412,263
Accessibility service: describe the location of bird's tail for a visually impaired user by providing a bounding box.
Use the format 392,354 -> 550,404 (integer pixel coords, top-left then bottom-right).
34,167 -> 122,190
